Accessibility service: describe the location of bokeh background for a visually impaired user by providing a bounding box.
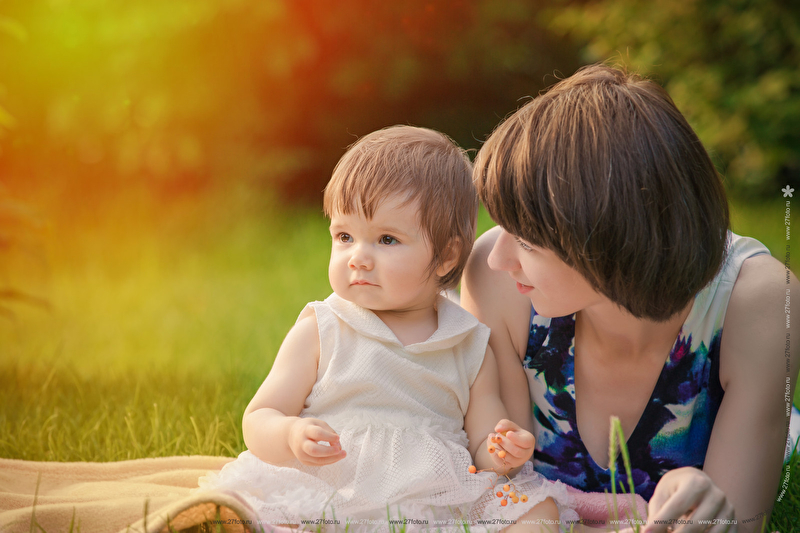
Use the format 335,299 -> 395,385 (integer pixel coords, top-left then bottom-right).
1,0 -> 799,526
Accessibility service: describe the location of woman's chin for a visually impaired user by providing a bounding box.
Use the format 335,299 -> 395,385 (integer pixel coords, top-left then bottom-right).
527,297 -> 578,319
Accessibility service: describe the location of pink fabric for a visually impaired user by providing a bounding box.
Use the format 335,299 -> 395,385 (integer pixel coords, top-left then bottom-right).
567,485 -> 648,528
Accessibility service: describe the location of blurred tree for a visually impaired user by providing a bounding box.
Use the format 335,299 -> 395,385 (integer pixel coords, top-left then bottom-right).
0,0 -> 579,205
548,0 -> 800,195
0,15 -> 48,320
0,15 -> 23,139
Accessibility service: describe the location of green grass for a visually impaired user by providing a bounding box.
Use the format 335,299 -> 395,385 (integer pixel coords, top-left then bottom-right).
1,188 -> 799,531
728,195 -> 790,261
1,185 -> 334,461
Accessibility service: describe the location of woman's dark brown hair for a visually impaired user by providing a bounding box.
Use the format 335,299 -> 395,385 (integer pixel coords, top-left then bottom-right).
474,64 -> 730,321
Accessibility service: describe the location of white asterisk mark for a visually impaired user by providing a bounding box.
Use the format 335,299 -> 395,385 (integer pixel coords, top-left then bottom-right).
783,186 -> 794,198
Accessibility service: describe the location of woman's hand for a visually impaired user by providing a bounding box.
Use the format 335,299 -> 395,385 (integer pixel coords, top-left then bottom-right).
486,419 -> 535,474
645,467 -> 736,533
288,417 -> 347,466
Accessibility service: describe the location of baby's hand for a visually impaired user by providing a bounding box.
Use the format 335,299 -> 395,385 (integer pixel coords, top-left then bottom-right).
288,418 -> 347,466
486,419 -> 535,472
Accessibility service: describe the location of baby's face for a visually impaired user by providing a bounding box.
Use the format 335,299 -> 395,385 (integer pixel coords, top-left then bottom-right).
328,195 -> 441,313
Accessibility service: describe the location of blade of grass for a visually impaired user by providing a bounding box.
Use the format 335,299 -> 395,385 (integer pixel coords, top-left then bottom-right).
608,417 -> 620,531
611,416 -> 642,527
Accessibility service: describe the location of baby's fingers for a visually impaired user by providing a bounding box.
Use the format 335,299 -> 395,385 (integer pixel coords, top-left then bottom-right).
492,430 -> 534,455
504,429 -> 535,452
305,423 -> 342,451
497,433 -> 525,458
489,435 -> 527,466
295,440 -> 346,467
493,419 -> 522,434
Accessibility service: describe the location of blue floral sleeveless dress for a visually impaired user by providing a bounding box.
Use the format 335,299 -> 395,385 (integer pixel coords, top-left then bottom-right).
523,233 -> 770,500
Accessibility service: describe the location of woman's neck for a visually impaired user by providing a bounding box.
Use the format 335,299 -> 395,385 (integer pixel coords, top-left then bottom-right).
576,298 -> 694,363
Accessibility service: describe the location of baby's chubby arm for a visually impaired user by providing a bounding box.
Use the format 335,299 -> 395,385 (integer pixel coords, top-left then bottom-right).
464,345 -> 535,477
242,310 -> 347,466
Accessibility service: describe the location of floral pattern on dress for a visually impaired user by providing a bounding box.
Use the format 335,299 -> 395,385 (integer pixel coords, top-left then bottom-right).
524,310 -> 724,501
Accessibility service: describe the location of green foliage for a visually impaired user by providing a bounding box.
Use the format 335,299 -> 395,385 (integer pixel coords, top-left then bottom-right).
0,0 -> 578,203
770,446 -> 800,533
0,15 -> 24,136
0,187 -> 50,322
548,0 -> 800,194
728,196 -> 788,260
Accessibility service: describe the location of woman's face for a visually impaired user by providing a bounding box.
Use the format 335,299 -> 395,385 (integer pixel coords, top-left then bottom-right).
487,227 -> 604,317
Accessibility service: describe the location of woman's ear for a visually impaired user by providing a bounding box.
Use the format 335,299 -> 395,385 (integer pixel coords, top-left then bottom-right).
435,238 -> 461,278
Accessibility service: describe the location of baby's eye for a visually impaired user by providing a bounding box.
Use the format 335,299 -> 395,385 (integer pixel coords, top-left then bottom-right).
380,235 -> 398,245
337,233 -> 353,243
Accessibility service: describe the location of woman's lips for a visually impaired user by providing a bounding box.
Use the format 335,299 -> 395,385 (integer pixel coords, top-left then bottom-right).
516,281 -> 533,294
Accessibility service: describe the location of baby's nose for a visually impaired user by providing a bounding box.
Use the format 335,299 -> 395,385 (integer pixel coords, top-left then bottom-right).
348,244 -> 373,269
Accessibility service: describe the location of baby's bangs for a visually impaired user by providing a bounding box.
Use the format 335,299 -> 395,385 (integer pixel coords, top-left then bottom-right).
326,148 -> 414,220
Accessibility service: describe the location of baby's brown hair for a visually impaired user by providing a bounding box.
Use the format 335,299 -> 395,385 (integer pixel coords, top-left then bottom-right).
324,125 -> 477,290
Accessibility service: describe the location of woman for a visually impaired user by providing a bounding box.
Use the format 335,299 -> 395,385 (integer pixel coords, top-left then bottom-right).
461,64 -> 798,532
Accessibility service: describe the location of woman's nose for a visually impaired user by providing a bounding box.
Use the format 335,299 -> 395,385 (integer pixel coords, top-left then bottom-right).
487,229 -> 519,272
348,244 -> 373,270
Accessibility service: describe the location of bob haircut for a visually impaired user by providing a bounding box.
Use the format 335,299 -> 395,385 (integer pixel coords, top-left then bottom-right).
474,64 -> 730,321
323,125 -> 477,291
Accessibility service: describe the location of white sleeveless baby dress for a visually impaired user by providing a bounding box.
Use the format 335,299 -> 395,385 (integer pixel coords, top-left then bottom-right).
199,293 -> 576,531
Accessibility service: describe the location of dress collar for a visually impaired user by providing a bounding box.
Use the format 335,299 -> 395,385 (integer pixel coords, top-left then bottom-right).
324,292 -> 483,354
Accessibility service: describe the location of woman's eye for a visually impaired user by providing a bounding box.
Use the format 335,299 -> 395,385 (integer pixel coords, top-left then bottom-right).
380,235 -> 398,245
338,233 -> 352,243
515,237 -> 533,251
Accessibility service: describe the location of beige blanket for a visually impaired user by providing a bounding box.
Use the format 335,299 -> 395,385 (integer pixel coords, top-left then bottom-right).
0,455 -> 269,533
0,455 -> 649,532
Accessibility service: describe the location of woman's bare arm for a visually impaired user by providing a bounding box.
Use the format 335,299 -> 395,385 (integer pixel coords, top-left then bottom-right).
701,254 -> 799,529
462,227 -> 535,432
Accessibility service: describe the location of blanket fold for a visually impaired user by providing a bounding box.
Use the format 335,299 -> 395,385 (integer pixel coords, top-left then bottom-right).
0,455 -> 264,533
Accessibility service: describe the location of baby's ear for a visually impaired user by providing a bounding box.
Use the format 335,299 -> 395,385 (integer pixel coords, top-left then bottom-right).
435,238 -> 461,278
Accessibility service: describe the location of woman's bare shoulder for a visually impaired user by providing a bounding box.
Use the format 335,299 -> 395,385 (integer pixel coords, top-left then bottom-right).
462,227 -> 531,357
464,227 -> 502,287
721,252 -> 799,385
464,228 -> 521,301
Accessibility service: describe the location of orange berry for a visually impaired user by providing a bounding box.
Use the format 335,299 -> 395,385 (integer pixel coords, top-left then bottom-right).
496,491 -> 503,498
488,445 -> 496,453
508,491 -> 516,498
503,484 -> 511,492
520,495 -> 528,503
497,450 -> 507,459
500,498 -> 508,507
468,465 -> 477,474
512,496 -> 519,504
